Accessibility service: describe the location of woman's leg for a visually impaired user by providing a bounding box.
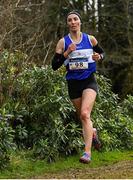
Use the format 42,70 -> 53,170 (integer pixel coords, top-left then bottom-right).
71,88 -> 97,156
80,88 -> 97,155
71,97 -> 81,117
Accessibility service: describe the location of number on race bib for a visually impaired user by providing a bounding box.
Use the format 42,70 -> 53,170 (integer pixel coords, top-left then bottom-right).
69,59 -> 89,70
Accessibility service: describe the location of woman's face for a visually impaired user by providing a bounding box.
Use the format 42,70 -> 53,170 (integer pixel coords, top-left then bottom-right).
67,14 -> 81,32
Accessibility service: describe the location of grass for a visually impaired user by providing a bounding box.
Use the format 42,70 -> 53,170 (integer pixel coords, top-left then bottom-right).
0,150 -> 133,179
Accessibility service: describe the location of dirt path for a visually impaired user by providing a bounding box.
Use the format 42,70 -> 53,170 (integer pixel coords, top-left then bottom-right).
35,160 -> 133,179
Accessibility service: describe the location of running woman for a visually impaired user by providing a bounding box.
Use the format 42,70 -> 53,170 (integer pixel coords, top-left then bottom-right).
52,10 -> 104,163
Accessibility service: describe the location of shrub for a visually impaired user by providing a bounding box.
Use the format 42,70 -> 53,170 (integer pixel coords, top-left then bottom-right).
15,66 -> 133,158
0,49 -> 133,163
92,74 -> 133,150
15,66 -> 83,161
0,110 -> 16,169
121,95 -> 133,118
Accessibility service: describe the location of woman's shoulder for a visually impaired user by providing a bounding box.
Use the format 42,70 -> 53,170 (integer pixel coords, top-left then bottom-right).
57,37 -> 65,45
82,33 -> 95,39
56,38 -> 65,53
88,34 -> 98,46
82,33 -> 97,46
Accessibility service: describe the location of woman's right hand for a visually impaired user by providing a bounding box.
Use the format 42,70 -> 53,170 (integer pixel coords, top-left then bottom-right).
64,43 -> 76,58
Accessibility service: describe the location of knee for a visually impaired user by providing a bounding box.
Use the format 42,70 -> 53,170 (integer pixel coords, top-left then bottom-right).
80,110 -> 91,122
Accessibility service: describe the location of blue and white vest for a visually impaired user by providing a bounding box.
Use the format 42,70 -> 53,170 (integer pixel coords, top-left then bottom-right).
64,33 -> 96,80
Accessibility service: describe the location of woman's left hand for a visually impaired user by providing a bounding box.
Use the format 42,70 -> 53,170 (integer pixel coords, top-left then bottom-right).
92,52 -> 101,61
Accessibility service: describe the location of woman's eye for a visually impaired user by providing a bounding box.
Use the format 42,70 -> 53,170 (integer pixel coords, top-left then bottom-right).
68,18 -> 72,22
74,17 -> 78,21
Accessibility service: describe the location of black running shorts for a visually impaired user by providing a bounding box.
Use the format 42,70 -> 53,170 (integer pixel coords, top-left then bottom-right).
67,73 -> 98,99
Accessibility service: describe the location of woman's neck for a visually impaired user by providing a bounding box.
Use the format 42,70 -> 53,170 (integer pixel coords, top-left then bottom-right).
69,31 -> 82,44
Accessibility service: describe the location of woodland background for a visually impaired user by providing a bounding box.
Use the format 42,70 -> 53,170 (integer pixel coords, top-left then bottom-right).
0,0 -> 133,169
0,0 -> 133,98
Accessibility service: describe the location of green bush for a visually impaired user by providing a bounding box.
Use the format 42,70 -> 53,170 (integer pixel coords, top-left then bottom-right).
92,74 -> 133,150
0,109 -> 16,169
0,49 -> 132,163
15,66 -> 82,161
121,95 -> 133,118
15,66 -> 133,158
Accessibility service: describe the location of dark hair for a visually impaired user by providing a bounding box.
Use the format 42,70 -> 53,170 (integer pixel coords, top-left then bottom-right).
66,10 -> 82,21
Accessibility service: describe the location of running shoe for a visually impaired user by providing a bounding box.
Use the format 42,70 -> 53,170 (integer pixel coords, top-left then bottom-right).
79,152 -> 91,164
92,128 -> 101,151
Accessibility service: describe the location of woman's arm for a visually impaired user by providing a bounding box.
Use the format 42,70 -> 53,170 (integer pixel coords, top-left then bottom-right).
52,38 -> 77,70
52,38 -> 66,71
90,35 -> 105,61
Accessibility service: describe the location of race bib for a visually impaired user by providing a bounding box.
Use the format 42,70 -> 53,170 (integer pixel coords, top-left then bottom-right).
69,58 -> 89,70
